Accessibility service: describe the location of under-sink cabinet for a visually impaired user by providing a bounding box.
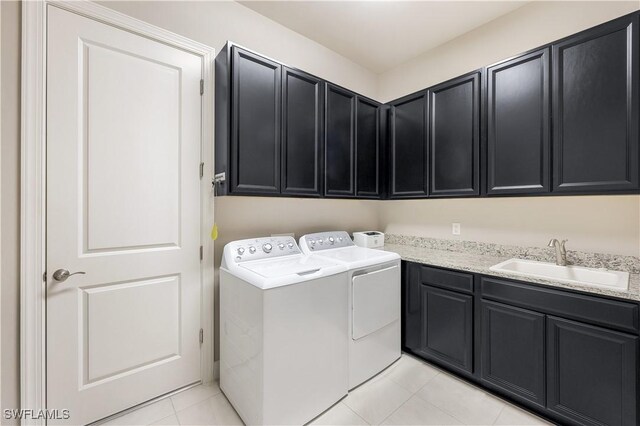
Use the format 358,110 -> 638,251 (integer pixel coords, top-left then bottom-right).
402,261 -> 639,426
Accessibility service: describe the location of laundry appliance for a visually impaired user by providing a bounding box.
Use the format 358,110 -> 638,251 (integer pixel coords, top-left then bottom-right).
220,236 -> 348,425
299,231 -> 401,389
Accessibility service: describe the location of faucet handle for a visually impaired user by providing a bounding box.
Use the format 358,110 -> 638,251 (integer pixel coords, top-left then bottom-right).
547,238 -> 558,247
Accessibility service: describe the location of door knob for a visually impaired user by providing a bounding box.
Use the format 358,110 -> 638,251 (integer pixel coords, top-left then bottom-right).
52,269 -> 86,282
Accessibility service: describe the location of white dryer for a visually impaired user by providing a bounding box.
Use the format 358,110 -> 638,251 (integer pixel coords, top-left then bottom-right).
220,236 -> 348,426
300,231 -> 401,389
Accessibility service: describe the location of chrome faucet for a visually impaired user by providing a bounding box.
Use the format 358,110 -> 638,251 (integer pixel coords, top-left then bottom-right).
548,239 -> 568,266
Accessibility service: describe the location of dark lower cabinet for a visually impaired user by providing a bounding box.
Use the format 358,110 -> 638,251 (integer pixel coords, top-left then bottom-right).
428,72 -> 480,197
281,67 -> 323,196
403,262 -> 474,375
404,262 -> 640,426
356,97 -> 382,197
230,47 -> 282,194
403,261 -> 422,351
547,316 -> 638,426
486,49 -> 550,195
325,84 -> 356,197
422,285 -> 474,373
481,300 -> 545,408
389,91 -> 428,198
552,14 -> 639,193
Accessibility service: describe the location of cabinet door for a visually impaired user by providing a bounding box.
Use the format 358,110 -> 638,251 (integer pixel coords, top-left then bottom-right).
389,92 -> 428,198
552,15 -> 639,193
402,262 -> 422,351
429,72 -> 480,197
356,97 -> 381,198
231,47 -> 281,194
487,49 -> 550,195
281,67 -> 323,196
547,316 -> 638,426
325,84 -> 355,197
481,300 -> 545,407
421,285 -> 473,374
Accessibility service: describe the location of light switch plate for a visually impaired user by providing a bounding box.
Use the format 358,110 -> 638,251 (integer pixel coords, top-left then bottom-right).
452,223 -> 461,235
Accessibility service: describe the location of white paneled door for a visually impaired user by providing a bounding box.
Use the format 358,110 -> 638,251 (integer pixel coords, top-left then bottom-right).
46,6 -> 203,424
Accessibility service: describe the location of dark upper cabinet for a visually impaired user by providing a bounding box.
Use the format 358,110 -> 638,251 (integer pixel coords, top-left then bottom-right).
547,316 -> 638,426
356,97 -> 382,198
230,47 -> 282,194
325,84 -> 356,197
281,67 -> 324,196
389,92 -> 428,198
481,300 -> 545,408
486,49 -> 550,195
552,15 -> 639,193
429,72 -> 481,197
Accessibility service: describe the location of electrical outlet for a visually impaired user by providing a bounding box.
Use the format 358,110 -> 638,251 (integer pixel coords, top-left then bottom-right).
452,223 -> 461,235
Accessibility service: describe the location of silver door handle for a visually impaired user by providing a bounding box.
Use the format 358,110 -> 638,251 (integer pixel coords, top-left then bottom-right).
52,269 -> 86,282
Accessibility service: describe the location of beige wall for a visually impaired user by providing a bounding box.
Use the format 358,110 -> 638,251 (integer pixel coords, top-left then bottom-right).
98,0 -> 378,99
379,196 -> 640,257
377,1 -> 640,102
1,1 -> 21,420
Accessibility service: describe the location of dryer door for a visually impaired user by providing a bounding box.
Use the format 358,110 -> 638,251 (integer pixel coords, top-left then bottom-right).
352,265 -> 400,340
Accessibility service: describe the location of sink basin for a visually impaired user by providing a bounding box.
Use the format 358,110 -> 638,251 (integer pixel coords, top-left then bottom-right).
490,258 -> 629,291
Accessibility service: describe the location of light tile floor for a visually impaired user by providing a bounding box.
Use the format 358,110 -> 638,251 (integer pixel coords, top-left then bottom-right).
103,354 -> 552,426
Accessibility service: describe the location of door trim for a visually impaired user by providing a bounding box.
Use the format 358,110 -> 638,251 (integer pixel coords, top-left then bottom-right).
21,1 -> 215,421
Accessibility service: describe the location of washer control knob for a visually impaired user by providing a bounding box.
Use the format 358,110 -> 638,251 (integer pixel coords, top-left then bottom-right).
278,243 -> 285,250
249,246 -> 256,254
288,242 -> 294,248
338,237 -> 343,242
263,243 -> 273,253
310,239 -> 316,245
318,239 -> 324,245
328,237 -> 335,244
237,247 -> 245,255
235,256 -> 242,262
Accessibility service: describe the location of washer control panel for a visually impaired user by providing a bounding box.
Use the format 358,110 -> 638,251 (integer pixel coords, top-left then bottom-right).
300,231 -> 354,252
225,236 -> 300,264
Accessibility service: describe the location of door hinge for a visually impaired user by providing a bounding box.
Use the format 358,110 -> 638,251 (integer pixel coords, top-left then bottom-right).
199,328 -> 204,344
199,162 -> 204,179
200,245 -> 203,261
200,79 -> 204,96
43,271 -> 47,282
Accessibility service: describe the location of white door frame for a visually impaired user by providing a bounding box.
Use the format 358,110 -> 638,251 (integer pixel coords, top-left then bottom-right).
21,1 -> 215,421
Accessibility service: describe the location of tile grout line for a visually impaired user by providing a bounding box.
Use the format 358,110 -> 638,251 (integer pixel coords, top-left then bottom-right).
377,359 -> 440,426
492,404 -> 506,425
341,402 -> 373,425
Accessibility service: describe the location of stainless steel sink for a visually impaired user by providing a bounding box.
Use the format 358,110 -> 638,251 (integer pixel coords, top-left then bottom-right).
490,258 -> 629,291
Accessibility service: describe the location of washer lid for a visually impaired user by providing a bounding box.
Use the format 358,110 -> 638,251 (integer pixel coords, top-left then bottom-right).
310,246 -> 400,269
229,254 -> 346,289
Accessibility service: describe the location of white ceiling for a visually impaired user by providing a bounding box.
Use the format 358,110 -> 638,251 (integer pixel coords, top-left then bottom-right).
239,1 -> 529,73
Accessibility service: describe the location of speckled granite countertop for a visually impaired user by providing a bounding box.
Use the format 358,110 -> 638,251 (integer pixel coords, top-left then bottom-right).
382,237 -> 640,302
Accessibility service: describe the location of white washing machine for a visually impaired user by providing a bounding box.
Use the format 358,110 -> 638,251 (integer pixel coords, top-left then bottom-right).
220,236 -> 348,426
299,231 -> 401,389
